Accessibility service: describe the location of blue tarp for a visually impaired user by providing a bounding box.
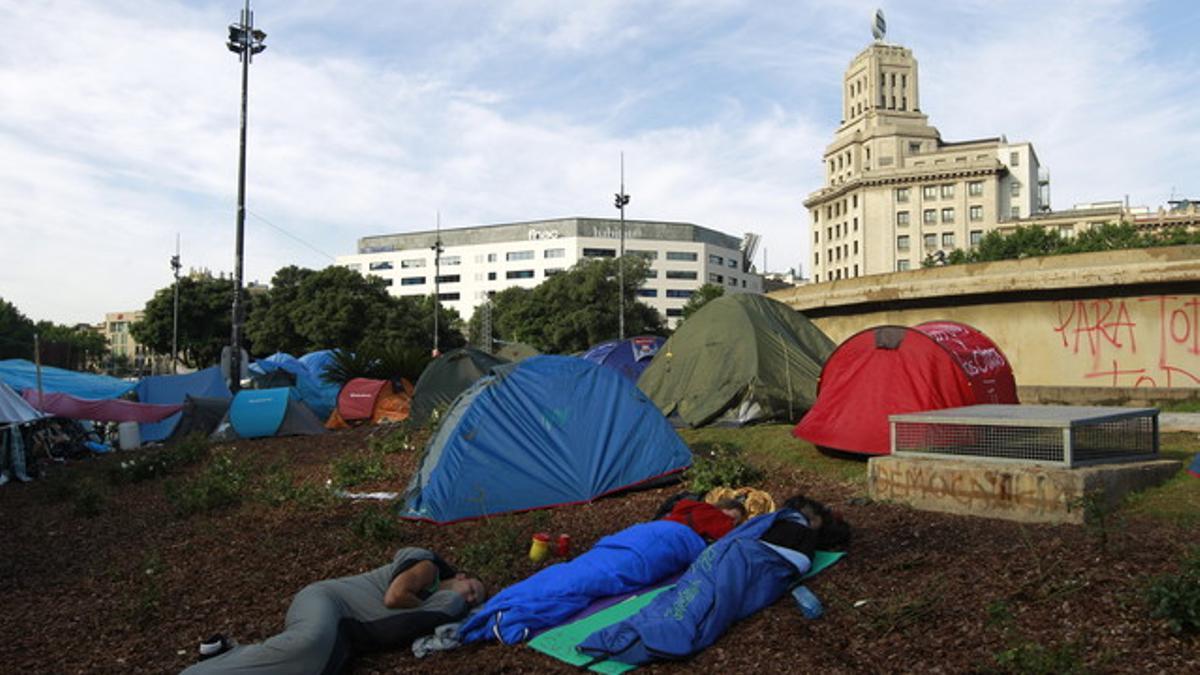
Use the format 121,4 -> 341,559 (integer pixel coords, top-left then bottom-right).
1190,453 -> 1199,478
401,355 -> 692,524
581,336 -> 665,383
135,367 -> 231,442
297,349 -> 337,380
248,352 -> 338,420
0,359 -> 135,400
459,521 -> 706,644
578,511 -> 808,666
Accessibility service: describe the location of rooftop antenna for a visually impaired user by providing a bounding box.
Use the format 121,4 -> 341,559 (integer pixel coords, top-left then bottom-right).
872,8 -> 887,41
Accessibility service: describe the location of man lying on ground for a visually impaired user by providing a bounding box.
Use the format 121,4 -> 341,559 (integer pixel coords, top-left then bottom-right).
577,494 -> 851,667
181,547 -> 485,675
458,498 -> 747,644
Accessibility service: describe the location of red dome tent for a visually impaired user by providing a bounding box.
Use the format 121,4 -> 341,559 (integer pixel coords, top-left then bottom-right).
793,320 -> 1018,456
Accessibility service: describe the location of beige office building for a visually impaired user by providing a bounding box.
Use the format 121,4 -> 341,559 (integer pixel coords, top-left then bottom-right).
805,35 -> 1049,281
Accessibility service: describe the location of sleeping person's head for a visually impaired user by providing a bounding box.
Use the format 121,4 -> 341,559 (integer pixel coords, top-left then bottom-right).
713,498 -> 748,526
781,494 -> 852,550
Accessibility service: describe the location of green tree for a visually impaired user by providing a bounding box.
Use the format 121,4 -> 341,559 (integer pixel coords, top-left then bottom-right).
246,265 -> 465,357
0,297 -> 35,360
478,257 -> 664,354
34,321 -> 108,371
132,274 -> 244,368
680,283 -> 725,321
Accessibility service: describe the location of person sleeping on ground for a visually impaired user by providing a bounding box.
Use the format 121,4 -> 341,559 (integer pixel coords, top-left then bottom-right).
457,498 -> 747,644
181,547 -> 485,675
576,494 -> 851,667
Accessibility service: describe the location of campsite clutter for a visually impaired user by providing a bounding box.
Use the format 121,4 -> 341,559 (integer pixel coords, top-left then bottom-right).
581,336 -> 665,383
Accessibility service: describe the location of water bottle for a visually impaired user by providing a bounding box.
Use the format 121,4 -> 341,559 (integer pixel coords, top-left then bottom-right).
791,584 -> 824,619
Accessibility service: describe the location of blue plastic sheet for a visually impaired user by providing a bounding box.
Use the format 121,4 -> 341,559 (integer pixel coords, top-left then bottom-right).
249,352 -> 337,420
0,359 -> 135,400
135,366 -> 231,442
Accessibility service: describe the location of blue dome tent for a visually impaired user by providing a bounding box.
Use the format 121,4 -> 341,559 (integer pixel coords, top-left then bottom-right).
214,388 -> 327,440
248,352 -> 339,420
400,355 -> 691,524
581,336 -> 665,383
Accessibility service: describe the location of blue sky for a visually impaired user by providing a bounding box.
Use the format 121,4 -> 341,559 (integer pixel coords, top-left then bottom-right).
1,0 -> 1197,325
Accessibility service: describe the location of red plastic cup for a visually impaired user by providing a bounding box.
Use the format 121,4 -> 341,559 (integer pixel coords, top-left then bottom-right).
555,533 -> 571,556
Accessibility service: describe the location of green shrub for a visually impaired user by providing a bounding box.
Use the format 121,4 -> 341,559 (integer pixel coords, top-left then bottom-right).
992,640 -> 1087,675
350,504 -> 402,543
367,425 -> 417,455
331,450 -> 395,489
686,443 -> 764,494
456,515 -> 524,581
108,433 -> 210,485
165,450 -> 247,518
72,478 -> 105,518
1146,547 -> 1200,634
257,466 -> 333,510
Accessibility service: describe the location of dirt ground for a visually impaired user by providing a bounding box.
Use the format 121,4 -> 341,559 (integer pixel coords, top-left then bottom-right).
0,425 -> 1196,674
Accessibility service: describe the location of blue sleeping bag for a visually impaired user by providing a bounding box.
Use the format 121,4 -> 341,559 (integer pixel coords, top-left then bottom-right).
577,510 -> 809,666
458,520 -> 706,644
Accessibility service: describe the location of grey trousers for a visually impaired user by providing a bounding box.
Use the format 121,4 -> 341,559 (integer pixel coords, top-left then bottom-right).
182,548 -> 465,675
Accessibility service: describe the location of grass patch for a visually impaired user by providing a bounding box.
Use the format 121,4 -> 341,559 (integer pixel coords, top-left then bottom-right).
1122,432 -> 1200,526
1156,398 -> 1200,413
990,640 -> 1089,675
128,551 -> 166,628
72,478 -> 106,518
367,424 -> 420,455
165,450 -> 247,518
457,511 -> 551,581
1145,546 -> 1200,634
680,424 -> 868,484
330,450 -> 396,489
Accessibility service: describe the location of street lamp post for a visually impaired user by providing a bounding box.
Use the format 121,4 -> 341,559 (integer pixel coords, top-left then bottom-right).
226,0 -> 266,393
431,214 -> 444,357
613,153 -> 630,340
170,234 -> 181,374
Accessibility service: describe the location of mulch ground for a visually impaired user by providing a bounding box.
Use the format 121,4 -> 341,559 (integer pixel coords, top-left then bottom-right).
0,425 -> 1196,674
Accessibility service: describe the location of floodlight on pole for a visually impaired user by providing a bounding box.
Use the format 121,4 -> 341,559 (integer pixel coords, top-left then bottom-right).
431,213 -> 444,357
226,0 -> 266,393
613,153 -> 630,341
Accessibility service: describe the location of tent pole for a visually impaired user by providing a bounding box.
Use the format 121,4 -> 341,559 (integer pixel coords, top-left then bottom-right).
34,332 -> 44,413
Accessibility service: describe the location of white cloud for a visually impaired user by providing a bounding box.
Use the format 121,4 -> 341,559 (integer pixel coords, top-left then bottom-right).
0,0 -> 1196,327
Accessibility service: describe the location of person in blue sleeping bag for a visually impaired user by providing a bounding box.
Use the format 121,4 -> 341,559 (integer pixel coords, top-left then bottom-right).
576,494 -> 851,667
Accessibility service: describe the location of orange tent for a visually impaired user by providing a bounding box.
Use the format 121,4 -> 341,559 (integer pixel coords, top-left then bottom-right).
325,378 -> 415,429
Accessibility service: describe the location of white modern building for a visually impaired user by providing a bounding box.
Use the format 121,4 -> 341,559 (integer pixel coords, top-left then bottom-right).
337,217 -> 763,326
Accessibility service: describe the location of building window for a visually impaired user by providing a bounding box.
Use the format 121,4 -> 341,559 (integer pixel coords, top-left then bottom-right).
506,270 -> 535,279
852,194 -> 858,208
814,252 -> 820,265
727,276 -> 737,286
441,255 -> 461,266
544,248 -> 565,259
379,278 -> 393,287
969,205 -> 983,221
544,268 -> 564,277
942,233 -> 955,248
923,185 -> 937,200
437,292 -> 460,301
435,274 -> 460,284
835,224 -> 841,238
897,235 -> 910,251
343,263 -> 361,271
827,227 -> 833,240
709,254 -> 724,265
1010,181 -> 1021,197
665,251 -> 697,262
628,249 -> 657,260
400,276 -> 425,286
644,269 -> 658,279
1011,206 -> 1021,218
727,258 -> 737,269
970,230 -> 983,247
487,253 -> 498,263
1009,151 -> 1020,166
813,210 -> 820,223
941,208 -> 955,223
582,248 -> 616,258
506,250 -> 535,261
897,260 -> 910,271
853,240 -> 859,254
853,265 -> 858,276
666,289 -> 693,299
708,273 -> 724,283
368,261 -> 393,271
637,288 -> 657,298
401,258 -> 425,268
665,270 -> 697,280
897,211 -> 910,226
666,308 -> 684,318
923,209 -> 936,225
969,181 -> 983,196
924,233 -> 937,249
853,217 -> 858,232
941,184 -> 955,198
487,272 -> 496,281
896,187 -> 910,203
910,142 -> 922,154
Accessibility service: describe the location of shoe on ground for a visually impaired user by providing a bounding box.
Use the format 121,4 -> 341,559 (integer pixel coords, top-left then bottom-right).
198,634 -> 234,660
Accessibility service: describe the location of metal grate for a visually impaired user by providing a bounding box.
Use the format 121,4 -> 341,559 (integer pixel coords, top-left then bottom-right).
891,405 -> 1159,468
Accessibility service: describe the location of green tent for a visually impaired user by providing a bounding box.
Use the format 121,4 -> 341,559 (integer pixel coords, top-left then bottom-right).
637,293 -> 835,427
409,347 -> 509,423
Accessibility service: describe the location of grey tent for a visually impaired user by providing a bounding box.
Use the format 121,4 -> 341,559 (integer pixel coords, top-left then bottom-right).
164,396 -> 231,444
410,348 -> 509,423
210,388 -> 326,441
637,293 -> 835,427
0,380 -> 42,425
